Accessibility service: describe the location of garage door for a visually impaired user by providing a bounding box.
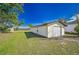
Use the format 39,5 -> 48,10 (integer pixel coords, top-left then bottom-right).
52,26 -> 61,37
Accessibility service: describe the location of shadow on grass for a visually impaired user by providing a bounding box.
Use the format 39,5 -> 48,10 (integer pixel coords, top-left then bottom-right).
24,32 -> 64,40
24,32 -> 79,40
24,32 -> 45,39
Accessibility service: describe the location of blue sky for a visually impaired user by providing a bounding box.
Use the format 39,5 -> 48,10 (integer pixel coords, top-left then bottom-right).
19,3 -> 79,26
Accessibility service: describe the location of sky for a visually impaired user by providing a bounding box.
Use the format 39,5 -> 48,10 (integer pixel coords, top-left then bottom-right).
19,3 -> 79,26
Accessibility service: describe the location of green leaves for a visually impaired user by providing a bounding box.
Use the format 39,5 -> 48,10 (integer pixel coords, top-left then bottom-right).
18,19 -> 25,26
75,24 -> 79,35
28,24 -> 33,27
0,3 -> 24,25
0,3 -> 24,32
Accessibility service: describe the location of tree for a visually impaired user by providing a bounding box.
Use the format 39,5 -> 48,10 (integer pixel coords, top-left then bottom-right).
18,19 -> 25,26
15,19 -> 25,30
0,3 -> 24,32
75,24 -> 79,35
28,24 -> 33,27
75,14 -> 79,35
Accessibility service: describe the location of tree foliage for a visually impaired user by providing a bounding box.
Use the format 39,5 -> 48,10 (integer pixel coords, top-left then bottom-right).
75,14 -> 79,35
75,24 -> 79,35
28,24 -> 33,27
0,3 -> 24,25
18,19 -> 25,26
0,3 -> 24,32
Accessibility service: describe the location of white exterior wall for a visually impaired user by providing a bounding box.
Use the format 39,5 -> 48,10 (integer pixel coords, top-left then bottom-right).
31,23 -> 65,38
30,27 -> 38,34
48,24 -> 64,38
31,26 -> 48,37
65,24 -> 77,32
38,26 -> 47,37
62,27 -> 65,35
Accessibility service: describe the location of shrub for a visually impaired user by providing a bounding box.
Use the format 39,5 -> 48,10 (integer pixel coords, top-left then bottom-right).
75,24 -> 79,35
3,28 -> 11,33
0,24 -> 10,33
28,24 -> 33,27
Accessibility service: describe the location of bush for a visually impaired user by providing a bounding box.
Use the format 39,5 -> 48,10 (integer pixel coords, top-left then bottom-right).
28,24 -> 33,27
2,29 -> 10,33
0,24 -> 10,33
75,24 -> 79,35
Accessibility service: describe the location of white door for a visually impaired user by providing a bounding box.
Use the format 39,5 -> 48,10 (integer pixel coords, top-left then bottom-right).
52,26 -> 61,37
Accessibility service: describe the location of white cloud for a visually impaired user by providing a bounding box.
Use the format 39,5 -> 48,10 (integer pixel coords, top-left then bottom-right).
70,16 -> 76,20
67,15 -> 77,23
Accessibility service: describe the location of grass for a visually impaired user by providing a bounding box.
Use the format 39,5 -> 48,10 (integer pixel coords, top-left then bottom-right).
0,30 -> 79,55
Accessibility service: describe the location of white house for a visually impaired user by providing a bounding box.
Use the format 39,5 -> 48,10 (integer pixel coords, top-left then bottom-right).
64,14 -> 79,33
64,20 -> 77,33
30,22 -> 65,38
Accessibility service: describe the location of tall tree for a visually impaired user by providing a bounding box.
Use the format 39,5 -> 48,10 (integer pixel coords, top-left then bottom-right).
75,14 -> 79,35
0,3 -> 24,32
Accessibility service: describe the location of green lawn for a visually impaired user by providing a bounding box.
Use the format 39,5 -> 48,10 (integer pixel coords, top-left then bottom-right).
0,31 -> 79,55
